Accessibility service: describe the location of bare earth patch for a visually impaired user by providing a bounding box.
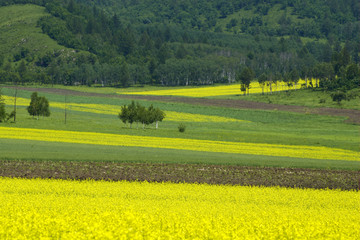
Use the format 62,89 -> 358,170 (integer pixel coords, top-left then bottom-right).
0,161 -> 358,190
9,86 -> 360,124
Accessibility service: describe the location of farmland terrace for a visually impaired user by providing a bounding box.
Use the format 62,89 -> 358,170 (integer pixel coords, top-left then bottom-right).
8,86 -> 360,124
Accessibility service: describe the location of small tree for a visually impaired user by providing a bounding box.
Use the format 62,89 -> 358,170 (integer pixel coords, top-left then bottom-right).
27,92 -> 50,119
38,96 -> 50,118
237,67 -> 254,95
0,92 -> 5,122
148,105 -> 166,129
289,69 -> 299,90
118,104 -> 129,126
136,102 -> 148,129
0,89 -> 16,123
258,73 -> 267,95
27,92 -> 39,118
127,101 -> 137,128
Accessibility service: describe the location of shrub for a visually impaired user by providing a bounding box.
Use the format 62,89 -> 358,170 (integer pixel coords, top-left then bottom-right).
178,123 -> 186,133
330,91 -> 346,104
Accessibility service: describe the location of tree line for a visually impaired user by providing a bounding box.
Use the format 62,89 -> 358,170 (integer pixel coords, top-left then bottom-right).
0,0 -> 359,93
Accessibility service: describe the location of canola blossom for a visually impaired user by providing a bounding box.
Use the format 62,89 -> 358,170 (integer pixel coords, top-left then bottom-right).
0,127 -> 358,161
0,178 -> 359,239
118,79 -> 313,97
2,96 -> 246,123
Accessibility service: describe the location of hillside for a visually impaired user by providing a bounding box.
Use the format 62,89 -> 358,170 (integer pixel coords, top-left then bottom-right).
0,4 -> 93,85
0,5 -> 62,59
84,0 -> 359,41
0,0 -> 359,94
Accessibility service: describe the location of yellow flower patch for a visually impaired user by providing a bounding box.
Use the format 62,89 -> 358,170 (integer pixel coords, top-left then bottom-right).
0,178 -> 358,239
118,79 -> 313,97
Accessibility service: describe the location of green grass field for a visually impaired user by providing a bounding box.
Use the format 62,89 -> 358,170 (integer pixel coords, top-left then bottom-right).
18,83 -> 360,110
1,87 -> 359,170
219,88 -> 360,110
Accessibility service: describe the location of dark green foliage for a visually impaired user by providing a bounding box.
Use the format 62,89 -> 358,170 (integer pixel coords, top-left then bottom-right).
331,91 -> 347,104
118,101 -> 165,129
237,67 -> 254,95
150,105 -> 166,129
0,93 -> 5,122
178,123 -> 186,133
0,0 -> 359,93
0,90 -> 15,123
258,73 -> 267,95
27,92 -> 50,119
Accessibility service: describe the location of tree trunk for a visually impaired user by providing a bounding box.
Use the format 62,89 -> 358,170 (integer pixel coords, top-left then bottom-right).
156,121 -> 158,129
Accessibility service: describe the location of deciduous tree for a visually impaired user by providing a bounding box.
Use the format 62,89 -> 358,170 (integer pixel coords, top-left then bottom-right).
237,67 -> 254,95
27,92 -> 50,119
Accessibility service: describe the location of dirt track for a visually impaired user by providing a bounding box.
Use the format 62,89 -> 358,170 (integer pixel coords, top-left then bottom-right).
9,86 -> 360,124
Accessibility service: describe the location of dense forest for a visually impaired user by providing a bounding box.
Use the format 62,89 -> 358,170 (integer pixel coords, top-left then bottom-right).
0,0 -> 359,92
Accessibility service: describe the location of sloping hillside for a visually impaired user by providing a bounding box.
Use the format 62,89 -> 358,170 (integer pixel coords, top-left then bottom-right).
0,5 -> 74,62
0,1 -> 359,91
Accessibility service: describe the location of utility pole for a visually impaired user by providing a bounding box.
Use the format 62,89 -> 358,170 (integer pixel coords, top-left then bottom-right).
13,81 -> 17,122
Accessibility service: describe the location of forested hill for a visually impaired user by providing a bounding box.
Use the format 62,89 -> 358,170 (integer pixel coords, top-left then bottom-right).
0,0 -> 359,90
83,0 -> 359,41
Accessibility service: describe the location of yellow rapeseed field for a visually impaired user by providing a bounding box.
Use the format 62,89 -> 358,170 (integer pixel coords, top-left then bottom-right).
118,79 -> 312,97
1,127 -> 359,161
2,96 -> 246,123
0,178 -> 358,239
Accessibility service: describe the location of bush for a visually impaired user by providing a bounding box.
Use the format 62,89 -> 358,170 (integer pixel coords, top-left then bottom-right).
178,123 -> 186,133
330,91 -> 347,104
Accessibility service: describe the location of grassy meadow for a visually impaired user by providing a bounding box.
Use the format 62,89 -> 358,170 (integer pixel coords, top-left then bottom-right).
0,5 -> 62,61
24,82 -> 360,110
1,86 -> 359,170
0,85 -> 358,239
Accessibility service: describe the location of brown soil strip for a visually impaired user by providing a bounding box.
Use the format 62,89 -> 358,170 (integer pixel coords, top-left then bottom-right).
1,161 -> 358,190
8,86 -> 360,124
